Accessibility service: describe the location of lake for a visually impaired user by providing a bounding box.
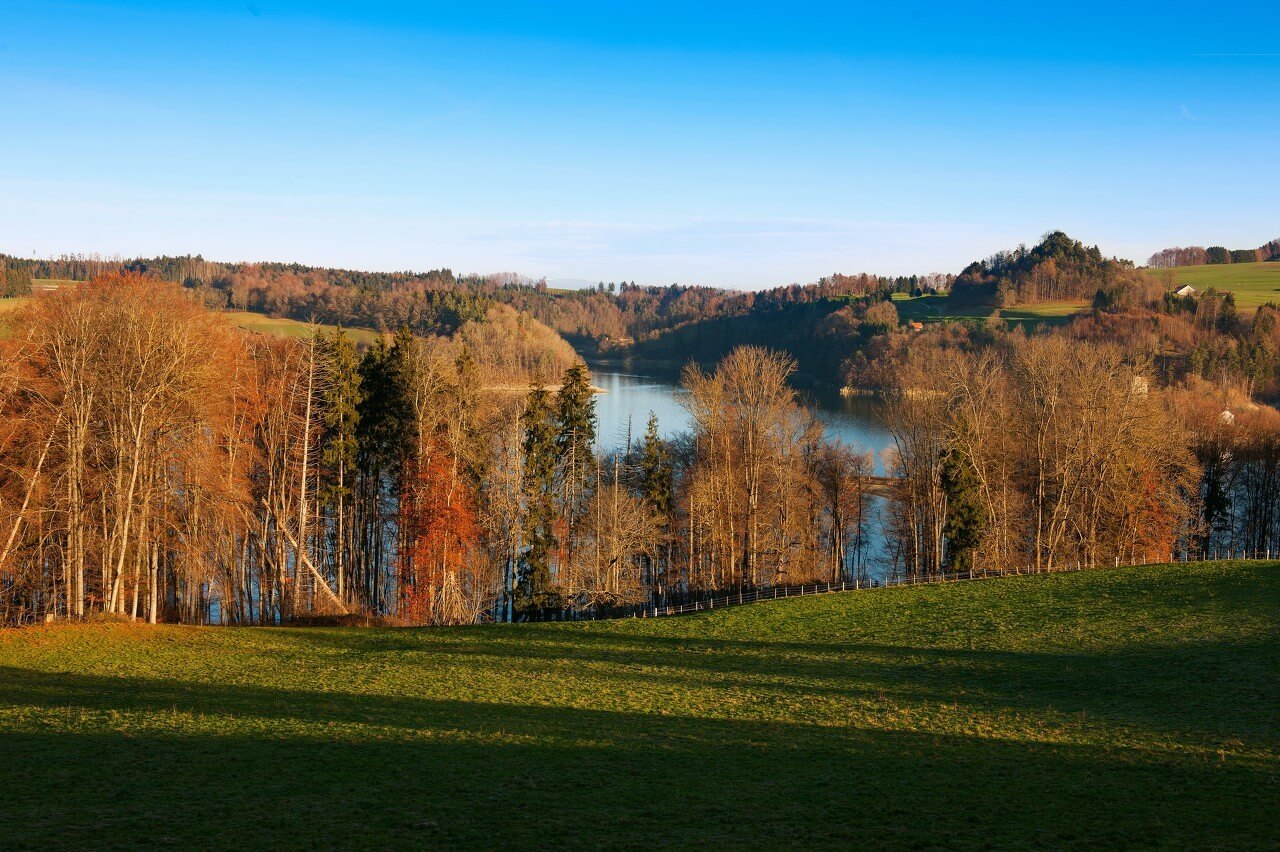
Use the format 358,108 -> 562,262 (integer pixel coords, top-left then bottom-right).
589,364 -> 897,577
590,366 -> 895,472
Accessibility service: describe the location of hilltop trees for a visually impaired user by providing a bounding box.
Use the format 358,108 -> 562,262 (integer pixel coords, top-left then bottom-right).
1148,237 -> 1279,268
949,231 -> 1142,307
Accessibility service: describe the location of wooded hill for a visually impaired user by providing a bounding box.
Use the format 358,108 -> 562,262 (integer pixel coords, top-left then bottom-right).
947,230 -> 1141,307
0,251 -> 943,361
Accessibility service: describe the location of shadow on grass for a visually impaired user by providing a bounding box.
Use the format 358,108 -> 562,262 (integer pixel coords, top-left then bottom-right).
264,626 -> 1280,751
1,663 -> 1276,849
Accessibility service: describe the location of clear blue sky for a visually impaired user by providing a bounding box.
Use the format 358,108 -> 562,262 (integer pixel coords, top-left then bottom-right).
1,1 -> 1276,287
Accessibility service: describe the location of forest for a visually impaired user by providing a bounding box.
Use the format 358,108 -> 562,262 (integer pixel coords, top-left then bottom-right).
4,231 -> 1280,626
0,275 -> 878,625
3,263 -> 1280,626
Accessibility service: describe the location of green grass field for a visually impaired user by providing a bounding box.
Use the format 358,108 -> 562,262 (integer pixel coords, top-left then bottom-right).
0,300 -> 385,346
2,561 -> 1275,848
892,293 -> 1087,327
1156,261 -> 1280,312
225,310 -> 385,346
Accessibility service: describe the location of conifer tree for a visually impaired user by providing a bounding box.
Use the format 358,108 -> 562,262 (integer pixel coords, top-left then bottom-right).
518,384 -> 561,619
638,412 -> 672,516
941,447 -> 986,573
556,362 -> 596,516
319,328 -> 362,601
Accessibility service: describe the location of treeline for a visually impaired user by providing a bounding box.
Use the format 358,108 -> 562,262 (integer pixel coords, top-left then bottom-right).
0,260 -> 33,297
1148,238 -> 1280,268
0,252 -> 946,351
624,298 -> 901,385
499,271 -> 944,354
0,277 -> 874,625
882,335 -> 1280,576
1,252 -> 484,336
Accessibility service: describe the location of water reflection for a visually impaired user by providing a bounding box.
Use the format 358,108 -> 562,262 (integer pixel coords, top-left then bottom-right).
587,364 -> 897,581
590,367 -> 894,472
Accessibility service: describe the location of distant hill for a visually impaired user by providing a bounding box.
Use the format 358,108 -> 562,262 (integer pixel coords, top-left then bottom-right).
948,230 -> 1139,307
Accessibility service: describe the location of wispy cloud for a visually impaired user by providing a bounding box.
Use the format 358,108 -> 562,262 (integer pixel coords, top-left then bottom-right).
1179,104 -> 1196,120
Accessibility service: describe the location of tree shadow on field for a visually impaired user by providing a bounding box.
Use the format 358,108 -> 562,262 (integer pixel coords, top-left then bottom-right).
272,626 -> 1280,752
0,666 -> 1276,849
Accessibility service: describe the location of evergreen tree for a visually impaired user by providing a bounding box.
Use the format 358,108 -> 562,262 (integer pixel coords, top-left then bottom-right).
318,328 -> 362,600
518,384 -> 561,619
941,447 -> 985,573
555,361 -> 596,519
355,331 -> 418,611
638,412 -> 672,516
554,362 -> 597,578
359,329 -> 418,477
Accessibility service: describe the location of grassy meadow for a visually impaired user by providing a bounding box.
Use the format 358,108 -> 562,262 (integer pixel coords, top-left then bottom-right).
0,293 -> 385,347
1156,261 -> 1280,312
1,561 -> 1276,848
892,293 -> 1087,327
224,310 -> 385,346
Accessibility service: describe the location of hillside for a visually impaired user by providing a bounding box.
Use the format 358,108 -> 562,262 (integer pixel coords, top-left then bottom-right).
1,561 -> 1275,848
1154,261 -> 1280,313
892,293 -> 1087,326
226,310 -> 386,346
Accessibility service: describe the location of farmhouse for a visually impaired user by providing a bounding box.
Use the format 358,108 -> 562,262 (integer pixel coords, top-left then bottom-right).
1173,284 -> 1196,297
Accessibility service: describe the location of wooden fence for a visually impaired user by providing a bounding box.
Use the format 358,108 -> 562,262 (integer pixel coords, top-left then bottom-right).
623,549 -> 1278,620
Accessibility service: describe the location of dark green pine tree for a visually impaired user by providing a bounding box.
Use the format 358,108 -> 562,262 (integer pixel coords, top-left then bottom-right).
359,328 -> 419,478
941,447 -> 986,574
355,330 -> 418,610
518,384 -> 562,620
555,362 -> 597,520
318,328 -> 363,599
638,412 -> 672,517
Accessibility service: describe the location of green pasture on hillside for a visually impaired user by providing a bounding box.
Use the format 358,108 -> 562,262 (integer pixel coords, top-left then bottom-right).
1155,261 -> 1280,312
892,293 -> 1087,327
0,300 -> 384,347
1,561 -> 1275,848
225,310 -> 385,346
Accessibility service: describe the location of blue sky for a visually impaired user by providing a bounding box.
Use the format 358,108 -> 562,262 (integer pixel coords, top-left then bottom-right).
1,1 -> 1276,287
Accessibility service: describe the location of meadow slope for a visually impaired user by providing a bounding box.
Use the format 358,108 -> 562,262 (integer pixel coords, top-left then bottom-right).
1,562 -> 1276,849
1157,261 -> 1280,312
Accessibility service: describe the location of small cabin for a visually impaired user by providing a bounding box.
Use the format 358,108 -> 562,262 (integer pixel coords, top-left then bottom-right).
1173,284 -> 1196,298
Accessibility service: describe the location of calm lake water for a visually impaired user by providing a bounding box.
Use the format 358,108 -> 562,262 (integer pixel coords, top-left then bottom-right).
590,366 -> 895,472
590,364 -> 896,577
